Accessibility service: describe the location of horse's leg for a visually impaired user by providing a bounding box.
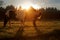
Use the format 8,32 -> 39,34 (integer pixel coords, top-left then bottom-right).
3,20 -> 8,27
20,19 -> 25,33
3,17 -> 9,28
33,17 -> 40,35
9,19 -> 11,27
21,18 -> 25,27
33,17 -> 37,27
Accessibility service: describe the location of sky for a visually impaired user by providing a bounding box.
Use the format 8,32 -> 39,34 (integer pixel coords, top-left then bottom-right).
1,0 -> 60,9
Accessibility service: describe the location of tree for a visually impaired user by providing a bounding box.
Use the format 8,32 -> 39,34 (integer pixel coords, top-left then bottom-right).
41,7 -> 60,20
5,5 -> 15,11
0,7 -> 5,21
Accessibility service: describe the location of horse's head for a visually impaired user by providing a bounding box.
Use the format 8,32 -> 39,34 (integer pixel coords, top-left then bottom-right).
6,9 -> 17,20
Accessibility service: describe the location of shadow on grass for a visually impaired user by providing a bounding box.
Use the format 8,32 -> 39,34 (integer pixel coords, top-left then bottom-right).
0,26 -> 60,40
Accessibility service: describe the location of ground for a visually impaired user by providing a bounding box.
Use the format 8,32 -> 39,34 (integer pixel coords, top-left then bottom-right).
0,20 -> 60,40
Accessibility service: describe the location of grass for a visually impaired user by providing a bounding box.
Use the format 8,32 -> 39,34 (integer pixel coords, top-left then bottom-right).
0,20 -> 60,40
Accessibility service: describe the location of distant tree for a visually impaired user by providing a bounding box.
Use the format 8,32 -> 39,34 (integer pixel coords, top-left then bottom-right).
41,7 -> 60,20
0,7 -> 5,21
5,5 -> 15,11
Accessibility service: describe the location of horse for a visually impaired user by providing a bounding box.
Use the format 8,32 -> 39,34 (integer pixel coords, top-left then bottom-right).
18,8 -> 42,34
3,9 -> 16,28
15,8 -> 42,38
16,9 -> 26,26
28,9 -> 42,34
33,10 -> 42,34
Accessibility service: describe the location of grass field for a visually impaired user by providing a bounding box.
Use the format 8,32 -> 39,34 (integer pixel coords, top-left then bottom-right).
0,20 -> 60,40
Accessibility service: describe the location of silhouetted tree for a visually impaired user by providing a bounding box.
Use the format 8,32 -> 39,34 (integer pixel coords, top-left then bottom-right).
41,7 -> 60,20
5,5 -> 15,11
0,7 -> 5,21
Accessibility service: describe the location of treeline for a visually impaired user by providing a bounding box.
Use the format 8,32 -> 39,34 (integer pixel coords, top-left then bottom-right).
0,5 -> 60,21
40,7 -> 60,20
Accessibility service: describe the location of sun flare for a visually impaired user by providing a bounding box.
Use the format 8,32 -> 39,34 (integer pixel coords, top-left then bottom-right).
21,4 -> 31,10
17,3 -> 41,10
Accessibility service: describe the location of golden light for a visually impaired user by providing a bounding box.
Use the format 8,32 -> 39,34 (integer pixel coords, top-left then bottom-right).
21,4 -> 31,10
17,3 -> 41,10
21,4 -> 41,10
31,4 -> 41,9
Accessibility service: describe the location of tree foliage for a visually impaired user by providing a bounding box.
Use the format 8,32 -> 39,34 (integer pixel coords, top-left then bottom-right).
41,7 -> 60,20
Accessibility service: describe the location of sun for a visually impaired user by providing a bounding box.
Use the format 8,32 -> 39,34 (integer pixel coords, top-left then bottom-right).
21,4 -> 31,10
17,3 -> 41,10
21,4 -> 41,10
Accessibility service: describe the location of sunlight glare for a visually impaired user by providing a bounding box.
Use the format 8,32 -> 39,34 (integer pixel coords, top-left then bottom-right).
17,3 -> 41,10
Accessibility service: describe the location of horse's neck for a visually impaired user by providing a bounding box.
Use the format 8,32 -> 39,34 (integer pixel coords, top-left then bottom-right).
16,10 -> 25,20
5,10 -> 10,17
35,11 -> 41,17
